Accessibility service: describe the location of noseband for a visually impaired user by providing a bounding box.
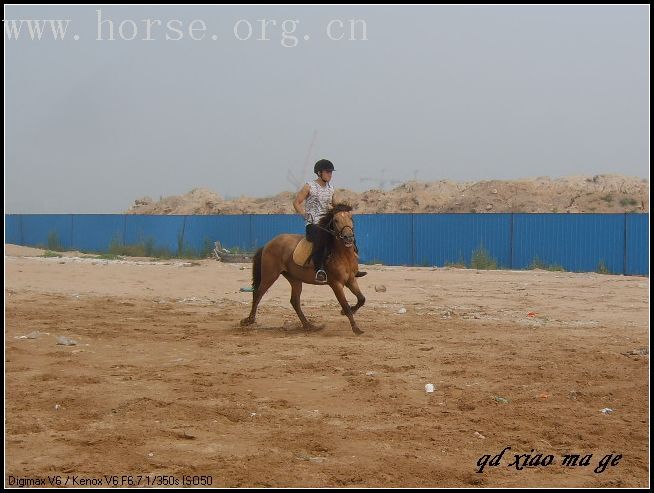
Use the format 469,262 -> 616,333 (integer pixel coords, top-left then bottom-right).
314,216 -> 355,243
335,224 -> 355,243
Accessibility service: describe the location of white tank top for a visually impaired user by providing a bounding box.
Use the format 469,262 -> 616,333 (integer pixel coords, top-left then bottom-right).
305,181 -> 334,225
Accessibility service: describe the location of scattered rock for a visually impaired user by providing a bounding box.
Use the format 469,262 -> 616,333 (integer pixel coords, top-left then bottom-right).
15,331 -> 47,340
56,336 -> 78,346
623,348 -> 648,357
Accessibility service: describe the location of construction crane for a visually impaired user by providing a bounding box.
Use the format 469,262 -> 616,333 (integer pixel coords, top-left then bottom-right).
360,169 -> 402,190
287,130 -> 318,190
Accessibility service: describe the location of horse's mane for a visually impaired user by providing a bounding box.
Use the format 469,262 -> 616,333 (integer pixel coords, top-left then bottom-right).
318,203 -> 353,230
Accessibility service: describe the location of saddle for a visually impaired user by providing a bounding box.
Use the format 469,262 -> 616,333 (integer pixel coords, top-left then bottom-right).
292,238 -> 314,267
292,239 -> 366,276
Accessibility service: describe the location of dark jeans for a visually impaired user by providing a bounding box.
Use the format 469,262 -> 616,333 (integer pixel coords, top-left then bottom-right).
305,224 -> 327,272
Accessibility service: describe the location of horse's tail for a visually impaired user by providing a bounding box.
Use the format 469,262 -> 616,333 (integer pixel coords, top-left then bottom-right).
251,247 -> 264,294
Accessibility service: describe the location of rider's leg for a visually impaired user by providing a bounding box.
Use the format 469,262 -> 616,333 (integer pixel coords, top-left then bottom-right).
314,248 -> 327,282
306,225 -> 326,281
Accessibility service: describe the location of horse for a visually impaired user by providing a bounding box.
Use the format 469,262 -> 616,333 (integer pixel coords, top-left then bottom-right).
240,203 -> 366,335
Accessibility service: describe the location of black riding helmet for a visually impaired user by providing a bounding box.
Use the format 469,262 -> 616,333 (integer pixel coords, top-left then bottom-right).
314,159 -> 335,174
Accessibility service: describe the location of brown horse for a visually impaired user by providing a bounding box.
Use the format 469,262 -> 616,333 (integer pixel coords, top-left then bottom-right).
240,203 -> 366,335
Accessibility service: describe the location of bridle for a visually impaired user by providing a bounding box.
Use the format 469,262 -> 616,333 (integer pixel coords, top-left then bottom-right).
311,214 -> 355,245
334,223 -> 355,244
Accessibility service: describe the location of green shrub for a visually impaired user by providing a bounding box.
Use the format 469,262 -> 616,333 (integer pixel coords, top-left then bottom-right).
619,197 -> 638,207
596,260 -> 611,275
107,236 -> 172,259
470,246 -> 497,270
445,253 -> 467,269
47,232 -> 64,251
529,256 -> 565,271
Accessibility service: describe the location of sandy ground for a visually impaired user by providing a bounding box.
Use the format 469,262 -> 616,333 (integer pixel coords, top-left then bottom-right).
4,244 -> 649,487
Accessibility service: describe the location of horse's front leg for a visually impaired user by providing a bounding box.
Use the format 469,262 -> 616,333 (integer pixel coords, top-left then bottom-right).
343,277 -> 366,315
330,280 -> 363,335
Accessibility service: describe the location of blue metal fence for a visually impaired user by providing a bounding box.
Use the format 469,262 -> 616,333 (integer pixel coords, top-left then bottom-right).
625,214 -> 649,276
512,213 -> 626,273
20,214 -> 74,250
5,215 -> 22,245
4,213 -> 649,275
357,214 -> 413,266
415,213 -> 513,268
71,214 -> 126,253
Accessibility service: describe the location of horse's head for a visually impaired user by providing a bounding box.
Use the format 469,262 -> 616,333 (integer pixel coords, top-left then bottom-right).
333,209 -> 355,248
318,203 -> 356,248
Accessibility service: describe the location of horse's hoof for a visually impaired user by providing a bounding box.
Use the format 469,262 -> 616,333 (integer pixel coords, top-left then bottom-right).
352,327 -> 364,335
240,317 -> 254,326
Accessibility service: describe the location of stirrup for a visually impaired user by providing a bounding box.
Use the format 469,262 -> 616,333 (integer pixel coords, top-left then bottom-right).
315,269 -> 327,283
355,271 -> 367,277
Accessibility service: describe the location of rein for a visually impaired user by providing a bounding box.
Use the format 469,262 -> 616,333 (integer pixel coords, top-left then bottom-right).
312,217 -> 354,242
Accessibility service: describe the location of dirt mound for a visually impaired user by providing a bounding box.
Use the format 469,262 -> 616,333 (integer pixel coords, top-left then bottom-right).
126,175 -> 648,215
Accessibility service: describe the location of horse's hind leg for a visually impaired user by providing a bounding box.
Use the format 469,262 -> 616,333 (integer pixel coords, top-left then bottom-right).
283,274 -> 320,331
240,266 -> 281,327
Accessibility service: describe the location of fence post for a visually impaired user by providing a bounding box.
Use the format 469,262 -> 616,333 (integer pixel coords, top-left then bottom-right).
509,213 -> 514,269
179,215 -> 187,257
70,214 -> 75,251
623,212 -> 627,275
411,214 -> 416,266
249,214 -> 253,250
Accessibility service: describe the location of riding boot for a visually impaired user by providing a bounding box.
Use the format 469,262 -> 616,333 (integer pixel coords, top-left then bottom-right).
314,249 -> 328,283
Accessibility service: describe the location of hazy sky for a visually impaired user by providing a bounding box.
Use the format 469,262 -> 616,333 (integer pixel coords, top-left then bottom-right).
5,5 -> 650,213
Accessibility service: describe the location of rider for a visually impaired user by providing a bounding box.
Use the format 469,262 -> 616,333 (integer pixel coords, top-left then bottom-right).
293,159 -> 367,283
293,159 -> 335,282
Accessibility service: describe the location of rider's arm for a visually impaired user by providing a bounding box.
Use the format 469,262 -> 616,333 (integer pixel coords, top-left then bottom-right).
293,184 -> 310,218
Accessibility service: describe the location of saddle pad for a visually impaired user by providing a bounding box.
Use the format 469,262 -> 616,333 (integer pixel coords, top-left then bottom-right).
292,238 -> 313,266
